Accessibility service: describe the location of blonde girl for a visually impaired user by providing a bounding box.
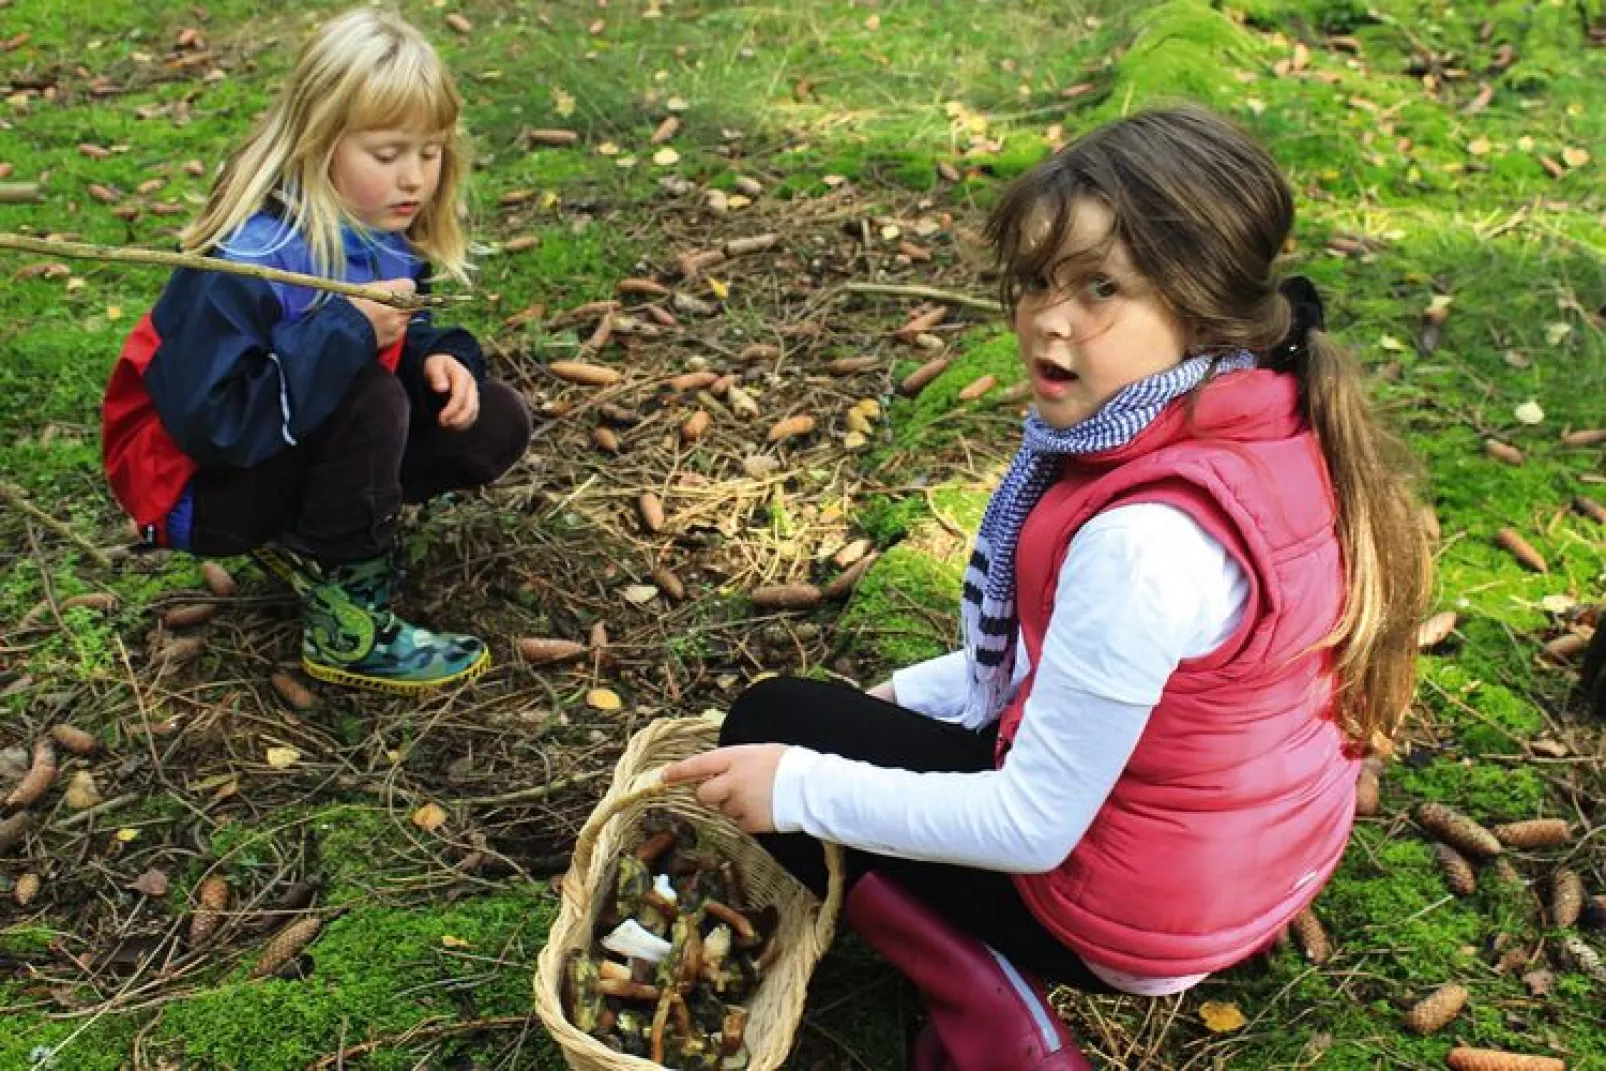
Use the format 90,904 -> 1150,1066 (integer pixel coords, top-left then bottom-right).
103,7 -> 530,692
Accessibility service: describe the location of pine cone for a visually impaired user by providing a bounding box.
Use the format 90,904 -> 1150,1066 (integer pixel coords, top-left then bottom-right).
1491,819 -> 1570,850
1435,844 -> 1477,897
1559,936 -> 1606,983
1445,1048 -> 1564,1071
1355,759 -> 1381,816
1403,982 -> 1467,1035
1551,869 -> 1584,928
188,875 -> 231,947
1416,802 -> 1502,859
249,916 -> 321,979
1290,907 -> 1331,965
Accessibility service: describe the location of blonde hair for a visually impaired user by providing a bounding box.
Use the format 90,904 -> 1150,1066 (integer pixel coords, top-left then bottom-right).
181,7 -> 472,282
987,106 -> 1433,757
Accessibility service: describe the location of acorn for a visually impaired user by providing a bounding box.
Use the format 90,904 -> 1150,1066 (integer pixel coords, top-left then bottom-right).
1550,869 -> 1584,928
1403,982 -> 1467,1035
1290,907 -> 1331,964
1434,844 -> 1477,897
1492,819 -> 1570,850
1416,802 -> 1502,859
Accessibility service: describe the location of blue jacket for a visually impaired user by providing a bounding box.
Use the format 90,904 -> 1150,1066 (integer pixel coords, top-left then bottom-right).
103,211 -> 486,540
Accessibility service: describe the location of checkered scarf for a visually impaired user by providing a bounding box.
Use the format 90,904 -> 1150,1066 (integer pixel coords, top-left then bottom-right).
957,351 -> 1256,728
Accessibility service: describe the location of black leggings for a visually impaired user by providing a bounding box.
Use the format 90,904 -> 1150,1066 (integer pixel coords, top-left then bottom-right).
720,676 -> 1116,993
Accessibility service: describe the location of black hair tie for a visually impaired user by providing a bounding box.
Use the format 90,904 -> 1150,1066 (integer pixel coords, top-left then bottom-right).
1269,275 -> 1325,370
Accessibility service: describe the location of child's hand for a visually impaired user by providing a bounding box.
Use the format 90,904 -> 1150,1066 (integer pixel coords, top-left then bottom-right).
423,354 -> 479,429
662,744 -> 790,834
349,278 -> 416,350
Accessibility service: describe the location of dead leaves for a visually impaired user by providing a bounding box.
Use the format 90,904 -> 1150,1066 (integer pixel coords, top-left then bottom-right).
1198,1000 -> 1247,1033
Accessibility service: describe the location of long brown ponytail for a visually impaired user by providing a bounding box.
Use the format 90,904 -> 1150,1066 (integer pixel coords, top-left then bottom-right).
1297,329 -> 1431,755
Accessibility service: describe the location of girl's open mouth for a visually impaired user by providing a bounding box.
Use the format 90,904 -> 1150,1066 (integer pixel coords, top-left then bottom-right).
1033,360 -> 1078,399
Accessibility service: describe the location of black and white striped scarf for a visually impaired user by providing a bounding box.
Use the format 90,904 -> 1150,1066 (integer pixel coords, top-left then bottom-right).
957,351 -> 1256,728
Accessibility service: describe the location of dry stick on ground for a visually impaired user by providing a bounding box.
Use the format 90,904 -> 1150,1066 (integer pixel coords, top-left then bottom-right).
839,281 -> 1003,314
309,1015 -> 536,1070
1,481 -> 113,568
0,233 -> 469,310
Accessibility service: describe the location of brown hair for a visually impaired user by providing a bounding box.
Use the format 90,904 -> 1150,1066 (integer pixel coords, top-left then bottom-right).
986,105 -> 1432,756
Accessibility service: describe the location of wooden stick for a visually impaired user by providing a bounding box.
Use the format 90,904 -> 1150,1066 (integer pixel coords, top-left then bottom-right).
0,183 -> 42,204
0,480 -> 113,568
0,233 -> 469,310
840,281 -> 1002,314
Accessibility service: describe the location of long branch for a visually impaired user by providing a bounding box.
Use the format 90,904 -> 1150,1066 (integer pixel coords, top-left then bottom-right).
0,480 -> 114,568
839,281 -> 1002,314
0,233 -> 468,310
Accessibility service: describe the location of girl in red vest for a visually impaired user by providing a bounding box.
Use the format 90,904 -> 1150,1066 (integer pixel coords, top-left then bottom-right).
667,106 -> 1432,1069
101,8 -> 529,692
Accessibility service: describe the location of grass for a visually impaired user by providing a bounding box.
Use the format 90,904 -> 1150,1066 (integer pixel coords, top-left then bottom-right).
2,0 -> 1603,1067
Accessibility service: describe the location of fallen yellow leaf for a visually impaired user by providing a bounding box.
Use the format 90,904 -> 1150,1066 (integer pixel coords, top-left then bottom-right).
116,827 -> 140,842
440,934 -> 471,949
412,802 -> 448,832
1467,137 -> 1492,157
586,687 -> 623,711
1200,1000 -> 1247,1033
707,276 -> 730,300
265,746 -> 301,769
651,147 -> 680,166
1561,146 -> 1590,168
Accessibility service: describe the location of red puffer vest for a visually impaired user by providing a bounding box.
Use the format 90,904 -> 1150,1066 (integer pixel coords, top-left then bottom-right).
997,369 -> 1358,977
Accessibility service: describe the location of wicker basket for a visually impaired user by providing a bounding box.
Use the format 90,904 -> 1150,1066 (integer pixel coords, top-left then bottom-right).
534,716 -> 845,1070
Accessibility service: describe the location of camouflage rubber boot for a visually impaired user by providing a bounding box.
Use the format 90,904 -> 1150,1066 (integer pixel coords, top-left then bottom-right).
251,545 -> 489,693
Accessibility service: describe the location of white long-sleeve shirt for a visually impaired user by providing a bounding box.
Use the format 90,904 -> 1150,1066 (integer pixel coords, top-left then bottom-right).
770,503 -> 1249,994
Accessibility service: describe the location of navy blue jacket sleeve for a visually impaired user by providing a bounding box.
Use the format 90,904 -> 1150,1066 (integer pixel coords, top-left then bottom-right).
395,269 -> 485,420
142,267 -> 378,469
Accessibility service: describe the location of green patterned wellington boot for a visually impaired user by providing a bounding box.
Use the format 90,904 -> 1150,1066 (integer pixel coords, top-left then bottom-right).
251,545 -> 489,693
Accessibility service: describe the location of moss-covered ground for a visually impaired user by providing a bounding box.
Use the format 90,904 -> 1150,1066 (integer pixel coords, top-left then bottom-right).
2,0 -> 1602,1067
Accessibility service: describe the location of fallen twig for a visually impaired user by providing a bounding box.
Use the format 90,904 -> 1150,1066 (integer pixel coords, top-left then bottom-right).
308,1014 -> 535,1069
0,481 -> 113,568
0,233 -> 468,310
840,281 -> 1002,314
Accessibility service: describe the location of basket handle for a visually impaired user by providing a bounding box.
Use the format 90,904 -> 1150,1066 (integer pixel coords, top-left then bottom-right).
567,769 -> 846,948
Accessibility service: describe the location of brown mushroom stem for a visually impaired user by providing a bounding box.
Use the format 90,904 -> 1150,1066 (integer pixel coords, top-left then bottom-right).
635,829 -> 677,865
703,900 -> 756,943
596,977 -> 662,1002
649,988 -> 673,1064
721,1005 -> 749,1056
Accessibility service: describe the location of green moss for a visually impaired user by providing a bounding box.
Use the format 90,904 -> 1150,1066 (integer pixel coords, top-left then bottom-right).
837,544 -> 962,667
154,888 -> 564,1069
1394,759 -> 1546,821
0,923 -> 58,955
1095,1 -> 1269,114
